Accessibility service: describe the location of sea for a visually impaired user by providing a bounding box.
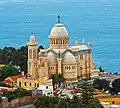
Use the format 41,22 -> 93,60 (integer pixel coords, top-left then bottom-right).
0,0 -> 120,72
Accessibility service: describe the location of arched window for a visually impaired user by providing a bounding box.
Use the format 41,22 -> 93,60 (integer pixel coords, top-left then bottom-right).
62,40 -> 64,44
65,66 -> 67,69
24,82 -> 26,86
65,40 -> 67,44
72,66 -> 75,69
52,40 -> 53,44
37,84 -> 39,87
69,66 -> 70,69
80,66 -> 83,71
19,82 -> 21,87
61,40 -> 62,44
29,49 -> 32,59
52,40 -> 54,44
80,54 -> 83,60
67,66 -> 69,69
35,83 -> 36,87
56,40 -> 58,44
29,83 -> 31,86
29,62 -> 31,67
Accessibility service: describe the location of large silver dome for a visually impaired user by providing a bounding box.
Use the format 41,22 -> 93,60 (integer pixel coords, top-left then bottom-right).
49,23 -> 69,38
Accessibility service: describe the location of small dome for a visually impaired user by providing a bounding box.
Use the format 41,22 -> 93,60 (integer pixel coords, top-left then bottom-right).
63,52 -> 76,64
47,52 -> 57,63
49,24 -> 69,38
30,35 -> 35,42
28,35 -> 38,45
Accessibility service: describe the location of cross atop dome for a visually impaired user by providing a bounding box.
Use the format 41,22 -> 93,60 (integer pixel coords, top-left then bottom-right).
57,15 -> 60,23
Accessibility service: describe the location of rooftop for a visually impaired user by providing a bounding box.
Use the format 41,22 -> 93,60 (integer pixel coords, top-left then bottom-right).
93,73 -> 120,81
4,74 -> 24,83
69,44 -> 90,51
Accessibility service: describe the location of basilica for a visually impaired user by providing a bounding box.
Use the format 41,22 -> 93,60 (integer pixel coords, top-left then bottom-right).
17,18 -> 97,90
27,21 -> 92,82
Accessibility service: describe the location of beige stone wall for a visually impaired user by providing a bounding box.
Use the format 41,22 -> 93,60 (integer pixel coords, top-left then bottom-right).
77,54 -> 85,78
87,53 -> 92,76
76,53 -> 92,79
63,64 -> 77,80
57,58 -> 62,74
28,45 -> 38,59
28,44 -> 38,79
43,58 -> 49,79
48,65 -> 57,76
38,67 -> 44,78
37,56 -> 49,79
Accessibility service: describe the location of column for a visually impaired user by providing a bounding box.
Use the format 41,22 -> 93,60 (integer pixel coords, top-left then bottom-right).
57,58 -> 62,74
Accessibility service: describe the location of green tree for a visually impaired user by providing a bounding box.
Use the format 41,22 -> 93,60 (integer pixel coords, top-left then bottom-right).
93,79 -> 110,90
3,88 -> 32,102
12,46 -> 28,72
51,74 -> 65,90
99,66 -> 104,72
8,94 -> 16,102
87,98 -> 103,108
39,45 -> 44,49
77,78 -> 94,104
77,78 -> 104,108
112,79 -> 120,92
0,82 -> 11,88
68,96 -> 82,108
14,88 -> 32,97
0,50 -> 9,64
0,64 -> 19,81
0,47 -> 17,64
34,96 -> 59,108
0,46 -> 28,73
34,95 -> 103,108
55,98 -> 68,108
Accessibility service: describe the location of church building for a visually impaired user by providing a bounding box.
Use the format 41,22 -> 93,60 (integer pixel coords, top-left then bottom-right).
17,17 -> 95,90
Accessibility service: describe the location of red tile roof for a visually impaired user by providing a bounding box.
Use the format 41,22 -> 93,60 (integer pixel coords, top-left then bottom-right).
3,74 -> 24,84
3,78 -> 12,83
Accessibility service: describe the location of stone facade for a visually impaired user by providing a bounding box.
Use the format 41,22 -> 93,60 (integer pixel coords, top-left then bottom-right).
27,22 -> 93,82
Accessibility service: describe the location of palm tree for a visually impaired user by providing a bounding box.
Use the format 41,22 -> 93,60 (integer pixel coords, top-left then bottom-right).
58,74 -> 65,87
51,74 -> 65,90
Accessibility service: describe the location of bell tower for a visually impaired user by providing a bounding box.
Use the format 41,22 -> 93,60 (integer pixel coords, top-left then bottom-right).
27,34 -> 38,78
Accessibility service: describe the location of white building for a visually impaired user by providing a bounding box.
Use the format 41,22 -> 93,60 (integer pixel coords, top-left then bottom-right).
32,84 -> 53,97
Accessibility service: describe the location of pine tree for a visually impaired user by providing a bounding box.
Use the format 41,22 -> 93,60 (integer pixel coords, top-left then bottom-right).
77,78 -> 103,108
77,78 -> 94,104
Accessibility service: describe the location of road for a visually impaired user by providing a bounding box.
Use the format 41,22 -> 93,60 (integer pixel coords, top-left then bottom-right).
17,104 -> 34,108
